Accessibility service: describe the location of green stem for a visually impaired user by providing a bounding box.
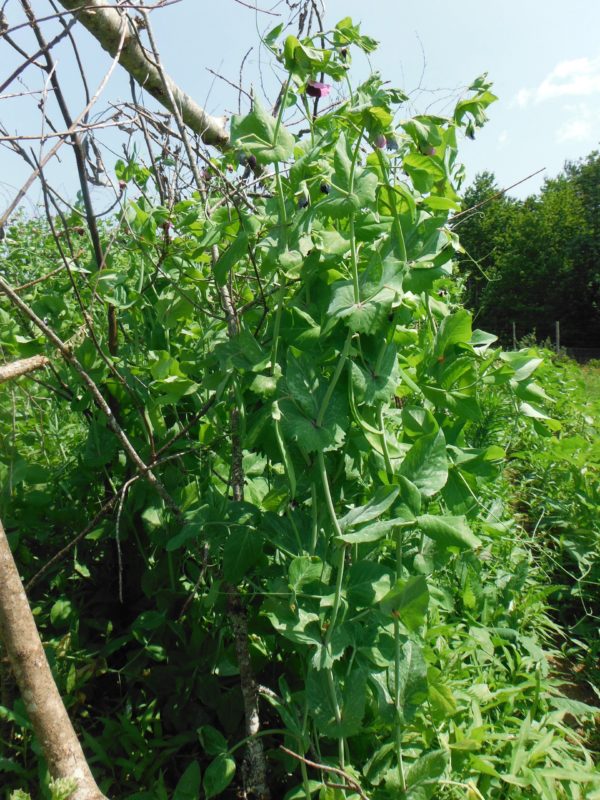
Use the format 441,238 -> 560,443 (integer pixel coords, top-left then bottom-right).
376,148 -> 407,262
317,450 -> 343,541
325,540 -> 346,649
316,330 -> 352,427
347,128 -> 365,304
273,77 -> 292,145
326,668 -> 345,769
349,214 -> 360,304
378,404 -> 393,476
394,529 -> 406,791
310,482 -> 318,555
270,162 -> 289,374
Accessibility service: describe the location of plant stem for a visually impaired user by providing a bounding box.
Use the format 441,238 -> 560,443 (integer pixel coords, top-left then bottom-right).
270,163 -> 288,374
273,76 -> 291,146
316,330 -> 352,427
394,528 -> 406,791
317,451 -> 347,767
379,404 -> 393,476
376,148 -> 407,261
326,668 -> 345,769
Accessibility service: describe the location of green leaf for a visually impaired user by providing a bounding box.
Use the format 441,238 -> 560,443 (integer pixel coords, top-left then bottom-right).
230,97 -> 295,164
198,725 -> 228,756
393,640 -> 428,724
279,353 -> 348,452
289,556 -> 322,592
403,152 -> 446,193
213,232 -> 248,286
307,666 -> 367,737
328,280 -> 394,333
337,517 -> 412,544
339,486 -> 399,529
263,600 -> 321,646
203,754 -> 236,799
173,761 -> 201,800
321,132 -> 378,218
380,576 -> 429,631
417,514 -> 481,549
50,599 -> 72,628
405,750 -> 448,797
399,429 -> 448,497
347,562 -> 392,607
223,528 -> 262,583
351,343 -> 400,403
433,309 -> 472,356
263,22 -> 283,47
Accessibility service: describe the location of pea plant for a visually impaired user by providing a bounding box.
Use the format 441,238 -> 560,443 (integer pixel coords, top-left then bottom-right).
2,12 -> 599,800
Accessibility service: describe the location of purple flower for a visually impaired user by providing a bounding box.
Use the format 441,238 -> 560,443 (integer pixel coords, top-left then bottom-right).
306,81 -> 331,98
374,134 -> 387,149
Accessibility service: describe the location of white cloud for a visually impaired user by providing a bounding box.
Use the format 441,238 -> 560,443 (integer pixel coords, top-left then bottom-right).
554,102 -> 599,143
515,88 -> 532,109
556,118 -> 592,142
515,55 -> 600,108
497,130 -> 509,147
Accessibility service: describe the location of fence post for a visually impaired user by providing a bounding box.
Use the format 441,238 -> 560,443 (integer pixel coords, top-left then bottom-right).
555,320 -> 560,353
512,321 -> 517,350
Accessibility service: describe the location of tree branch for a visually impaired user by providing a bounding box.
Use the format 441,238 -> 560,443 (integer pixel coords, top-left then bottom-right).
0,516 -> 108,800
0,355 -> 50,383
56,0 -> 229,148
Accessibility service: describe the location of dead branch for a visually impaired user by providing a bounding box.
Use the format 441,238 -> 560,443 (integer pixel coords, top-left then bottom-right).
0,355 -> 50,383
0,515 -> 109,800
56,0 -> 229,148
280,746 -> 370,800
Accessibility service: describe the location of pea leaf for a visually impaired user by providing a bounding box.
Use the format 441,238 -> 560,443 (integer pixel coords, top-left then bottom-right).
417,514 -> 481,549
230,98 -> 295,164
347,562 -> 393,607
399,429 -> 448,497
203,754 -> 236,800
173,761 -> 201,800
223,528 -> 262,583
380,575 -> 429,631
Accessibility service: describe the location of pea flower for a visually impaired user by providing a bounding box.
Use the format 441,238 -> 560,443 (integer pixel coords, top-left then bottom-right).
306,81 -> 331,98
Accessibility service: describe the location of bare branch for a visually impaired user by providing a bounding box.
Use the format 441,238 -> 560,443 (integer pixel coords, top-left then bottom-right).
0,516 -> 109,800
56,0 -> 229,148
280,746 -> 370,800
0,355 -> 50,383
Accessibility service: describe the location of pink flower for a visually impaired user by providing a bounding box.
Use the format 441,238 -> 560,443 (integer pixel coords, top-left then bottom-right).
306,81 -> 331,98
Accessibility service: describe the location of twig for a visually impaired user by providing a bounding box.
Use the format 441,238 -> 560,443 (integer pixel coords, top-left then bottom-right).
0,16 -> 126,230
233,0 -> 281,15
0,118 -> 134,142
206,66 -> 253,103
0,276 -> 181,517
451,168 -> 546,226
25,495 -> 118,592
280,746 -> 370,800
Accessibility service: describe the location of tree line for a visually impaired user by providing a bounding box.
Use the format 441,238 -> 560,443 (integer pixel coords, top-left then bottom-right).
457,151 -> 600,348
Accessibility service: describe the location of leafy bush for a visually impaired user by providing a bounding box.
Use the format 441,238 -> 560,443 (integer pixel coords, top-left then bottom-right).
1,16 -> 599,800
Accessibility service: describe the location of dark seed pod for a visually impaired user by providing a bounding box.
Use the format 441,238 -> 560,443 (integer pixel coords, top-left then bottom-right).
320,182 -> 330,194
247,154 -> 257,170
298,197 -> 309,209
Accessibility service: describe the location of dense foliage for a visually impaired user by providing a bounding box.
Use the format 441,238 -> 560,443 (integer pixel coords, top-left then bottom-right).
457,154 -> 600,348
0,14 -> 599,800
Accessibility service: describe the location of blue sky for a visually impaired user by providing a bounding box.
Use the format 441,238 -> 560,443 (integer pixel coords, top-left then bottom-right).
2,0 -> 600,210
